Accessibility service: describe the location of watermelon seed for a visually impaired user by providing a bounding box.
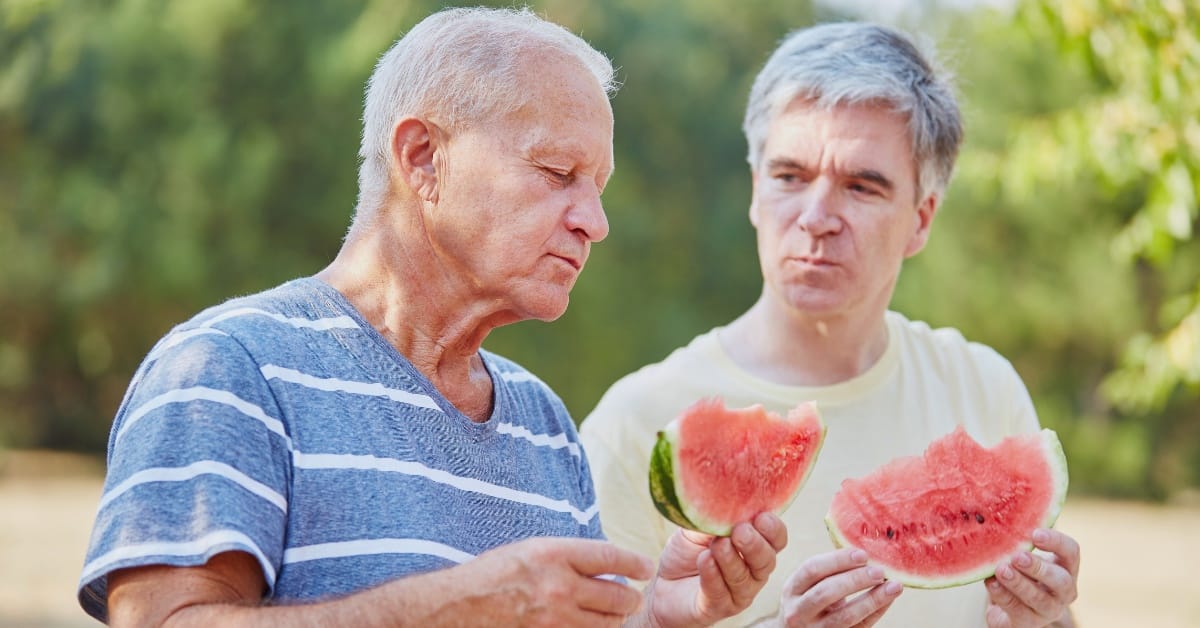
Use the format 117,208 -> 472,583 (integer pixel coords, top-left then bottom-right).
886,526 -> 894,539
976,513 -> 985,524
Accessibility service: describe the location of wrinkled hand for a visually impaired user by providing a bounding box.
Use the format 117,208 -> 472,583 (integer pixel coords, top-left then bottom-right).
985,528 -> 1080,627
645,512 -> 788,627
774,548 -> 902,627
467,537 -> 655,627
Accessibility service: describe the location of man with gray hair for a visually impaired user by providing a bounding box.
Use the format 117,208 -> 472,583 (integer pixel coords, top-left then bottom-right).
78,7 -> 786,626
582,22 -> 1080,627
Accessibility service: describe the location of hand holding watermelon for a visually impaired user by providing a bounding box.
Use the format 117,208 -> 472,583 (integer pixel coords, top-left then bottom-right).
643,511 -> 789,627
983,527 -> 1080,628
775,547 -> 904,626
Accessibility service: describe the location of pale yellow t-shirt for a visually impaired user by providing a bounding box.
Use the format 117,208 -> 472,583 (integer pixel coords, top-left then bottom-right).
580,311 -> 1041,627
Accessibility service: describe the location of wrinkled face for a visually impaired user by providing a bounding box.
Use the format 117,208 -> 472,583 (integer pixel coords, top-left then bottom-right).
750,100 -> 936,320
425,53 -> 614,323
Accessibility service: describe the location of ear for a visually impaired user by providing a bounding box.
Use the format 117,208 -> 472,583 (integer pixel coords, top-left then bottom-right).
903,192 -> 939,257
391,117 -> 442,203
748,168 -> 762,229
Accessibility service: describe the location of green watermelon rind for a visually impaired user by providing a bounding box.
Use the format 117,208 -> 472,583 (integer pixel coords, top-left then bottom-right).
823,428 -> 1070,590
650,402 -> 826,537
648,425 -> 702,533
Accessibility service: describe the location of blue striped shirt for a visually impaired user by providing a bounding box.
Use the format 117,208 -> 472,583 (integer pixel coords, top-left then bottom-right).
78,278 -> 602,621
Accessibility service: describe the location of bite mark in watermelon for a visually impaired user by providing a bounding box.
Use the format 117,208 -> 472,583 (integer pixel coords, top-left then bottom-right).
649,397 -> 825,536
825,427 -> 1069,589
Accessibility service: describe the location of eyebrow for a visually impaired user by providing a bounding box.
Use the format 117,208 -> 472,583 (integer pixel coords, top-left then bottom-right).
765,158 -> 895,192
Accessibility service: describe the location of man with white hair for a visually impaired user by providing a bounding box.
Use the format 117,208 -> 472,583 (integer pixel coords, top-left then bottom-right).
78,8 -> 785,626
582,22 -> 1080,627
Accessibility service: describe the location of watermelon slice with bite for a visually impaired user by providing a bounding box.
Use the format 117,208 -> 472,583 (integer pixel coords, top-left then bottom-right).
826,426 -> 1069,589
649,397 -> 825,536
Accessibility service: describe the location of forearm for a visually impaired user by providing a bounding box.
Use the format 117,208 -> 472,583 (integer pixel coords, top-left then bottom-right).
110,560 -> 512,628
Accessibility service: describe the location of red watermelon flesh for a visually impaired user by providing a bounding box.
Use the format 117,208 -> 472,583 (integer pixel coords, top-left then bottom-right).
825,427 -> 1069,588
649,397 -> 825,536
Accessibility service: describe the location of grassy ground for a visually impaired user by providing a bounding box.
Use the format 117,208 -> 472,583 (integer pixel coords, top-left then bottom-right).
2,450 -> 1197,627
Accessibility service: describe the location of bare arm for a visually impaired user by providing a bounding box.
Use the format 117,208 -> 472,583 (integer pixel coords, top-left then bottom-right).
108,538 -> 654,627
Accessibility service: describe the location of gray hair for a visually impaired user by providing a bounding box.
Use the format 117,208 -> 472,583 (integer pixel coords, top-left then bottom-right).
742,22 -> 963,201
355,7 -> 617,211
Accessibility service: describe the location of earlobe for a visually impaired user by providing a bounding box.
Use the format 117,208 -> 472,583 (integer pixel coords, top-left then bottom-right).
904,193 -> 939,257
748,170 -> 761,228
392,117 -> 441,203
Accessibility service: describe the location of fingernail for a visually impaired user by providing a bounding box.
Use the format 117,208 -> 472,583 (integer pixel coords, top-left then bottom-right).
999,564 -> 1015,580
851,549 -> 868,564
1013,553 -> 1032,568
867,566 -> 884,580
1032,529 -> 1048,544
884,581 -> 903,595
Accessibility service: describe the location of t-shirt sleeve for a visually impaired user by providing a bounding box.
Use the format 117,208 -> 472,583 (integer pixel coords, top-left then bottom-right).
77,329 -> 293,622
580,386 -> 671,571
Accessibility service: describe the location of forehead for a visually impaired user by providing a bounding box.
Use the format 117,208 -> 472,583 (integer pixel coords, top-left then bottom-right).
503,52 -> 614,160
762,100 -> 916,181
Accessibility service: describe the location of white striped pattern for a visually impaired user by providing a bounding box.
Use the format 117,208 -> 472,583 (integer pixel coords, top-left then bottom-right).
261,365 -> 441,411
115,387 -> 292,449
293,452 -> 599,525
201,307 -> 359,331
496,422 -> 581,458
98,460 -> 287,513
79,529 -> 277,589
283,538 -> 474,566
499,371 -> 544,385
145,327 -> 230,364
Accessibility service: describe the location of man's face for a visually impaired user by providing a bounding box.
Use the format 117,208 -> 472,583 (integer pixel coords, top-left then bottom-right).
749,100 -> 936,321
424,52 -> 614,323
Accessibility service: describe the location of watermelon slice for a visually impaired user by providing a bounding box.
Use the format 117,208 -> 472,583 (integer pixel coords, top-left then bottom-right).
649,397 -> 825,536
825,426 -> 1069,589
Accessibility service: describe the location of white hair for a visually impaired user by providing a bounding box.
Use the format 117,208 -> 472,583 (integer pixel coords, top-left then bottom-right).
743,22 -> 963,201
355,7 -> 617,214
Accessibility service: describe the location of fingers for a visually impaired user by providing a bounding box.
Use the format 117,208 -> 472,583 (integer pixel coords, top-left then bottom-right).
574,574 -> 645,617
1032,528 -> 1081,579
779,550 -> 903,627
563,539 -> 655,582
784,548 -> 869,595
984,531 -> 1079,625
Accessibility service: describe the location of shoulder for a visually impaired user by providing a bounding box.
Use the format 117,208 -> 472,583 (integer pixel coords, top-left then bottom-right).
887,311 -> 1022,384
582,330 -> 719,438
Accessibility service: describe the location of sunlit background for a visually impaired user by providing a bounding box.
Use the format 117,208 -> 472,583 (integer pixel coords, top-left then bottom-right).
1,0 -> 1197,626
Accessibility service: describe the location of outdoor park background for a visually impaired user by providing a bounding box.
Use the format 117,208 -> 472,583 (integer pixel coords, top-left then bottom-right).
1,0 -> 1197,625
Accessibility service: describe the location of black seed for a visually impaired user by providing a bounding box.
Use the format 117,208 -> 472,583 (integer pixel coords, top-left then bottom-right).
976,513 -> 985,524
886,526 -> 894,539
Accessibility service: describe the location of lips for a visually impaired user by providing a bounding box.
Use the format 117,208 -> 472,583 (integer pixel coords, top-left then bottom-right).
550,253 -> 583,271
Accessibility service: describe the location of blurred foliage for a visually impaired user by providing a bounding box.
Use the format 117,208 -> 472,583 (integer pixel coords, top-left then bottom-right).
1,0 -> 1196,499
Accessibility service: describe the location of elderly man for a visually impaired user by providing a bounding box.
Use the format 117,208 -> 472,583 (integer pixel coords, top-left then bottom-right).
78,8 -> 785,626
581,22 -> 1080,628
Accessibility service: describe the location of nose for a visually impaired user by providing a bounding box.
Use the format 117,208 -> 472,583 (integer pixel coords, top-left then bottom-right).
565,182 -> 610,243
795,181 -> 842,237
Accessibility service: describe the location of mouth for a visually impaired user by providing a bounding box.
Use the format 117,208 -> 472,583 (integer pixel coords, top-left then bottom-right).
550,254 -> 583,271
789,256 -> 837,267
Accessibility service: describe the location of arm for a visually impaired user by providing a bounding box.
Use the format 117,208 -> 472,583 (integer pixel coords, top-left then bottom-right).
109,538 -> 655,627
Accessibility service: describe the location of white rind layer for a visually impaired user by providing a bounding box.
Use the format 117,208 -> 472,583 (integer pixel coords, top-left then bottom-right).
824,428 -> 1070,589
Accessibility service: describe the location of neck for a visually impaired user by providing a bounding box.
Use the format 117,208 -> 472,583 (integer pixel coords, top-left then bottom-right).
315,198 -> 506,420
721,293 -> 890,386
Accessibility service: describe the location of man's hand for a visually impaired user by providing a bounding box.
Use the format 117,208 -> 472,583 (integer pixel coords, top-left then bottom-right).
107,537 -> 656,627
984,528 -> 1080,628
772,548 -> 902,627
642,512 -> 788,628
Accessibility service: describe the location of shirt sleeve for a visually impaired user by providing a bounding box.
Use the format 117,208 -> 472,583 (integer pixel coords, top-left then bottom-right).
580,392 -> 672,572
77,328 -> 293,622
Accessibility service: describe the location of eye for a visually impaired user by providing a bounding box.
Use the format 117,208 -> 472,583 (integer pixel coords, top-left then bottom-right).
849,182 -> 879,196
543,167 -> 574,187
